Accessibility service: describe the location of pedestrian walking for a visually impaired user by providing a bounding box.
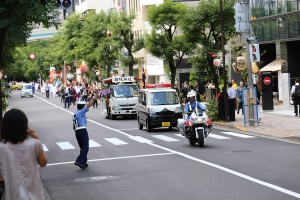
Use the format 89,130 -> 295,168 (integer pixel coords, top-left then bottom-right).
45,83 -> 50,98
236,81 -> 245,114
290,78 -> 300,116
41,84 -> 45,96
227,82 -> 236,121
73,95 -> 98,169
0,109 -> 48,200
64,86 -> 70,108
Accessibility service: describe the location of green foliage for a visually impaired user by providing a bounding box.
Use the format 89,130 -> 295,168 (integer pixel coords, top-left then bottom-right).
181,0 -> 235,90
206,97 -> 218,121
145,0 -> 195,86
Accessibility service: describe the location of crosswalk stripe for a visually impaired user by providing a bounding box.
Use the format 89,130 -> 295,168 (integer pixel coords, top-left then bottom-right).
174,134 -> 185,138
221,132 -> 256,138
56,142 -> 76,150
89,140 -> 101,147
209,133 -> 231,139
152,135 -> 180,142
129,136 -> 153,143
105,138 -> 128,145
42,144 -> 49,151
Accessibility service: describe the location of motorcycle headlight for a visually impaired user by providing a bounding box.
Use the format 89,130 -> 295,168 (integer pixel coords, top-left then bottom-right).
148,108 -> 156,114
175,107 -> 182,113
196,118 -> 206,123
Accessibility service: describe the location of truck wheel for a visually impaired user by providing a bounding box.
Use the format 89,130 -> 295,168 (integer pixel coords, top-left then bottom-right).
146,119 -> 151,132
138,118 -> 143,130
197,129 -> 204,147
110,113 -> 116,120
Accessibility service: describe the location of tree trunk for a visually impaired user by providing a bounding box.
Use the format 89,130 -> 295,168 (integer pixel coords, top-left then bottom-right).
169,60 -> 176,88
128,52 -> 134,76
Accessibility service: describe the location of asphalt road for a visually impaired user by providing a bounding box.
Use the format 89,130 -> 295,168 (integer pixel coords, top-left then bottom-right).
8,90 -> 300,200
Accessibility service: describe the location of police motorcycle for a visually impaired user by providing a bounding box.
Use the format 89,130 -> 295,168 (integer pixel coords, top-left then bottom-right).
177,101 -> 213,147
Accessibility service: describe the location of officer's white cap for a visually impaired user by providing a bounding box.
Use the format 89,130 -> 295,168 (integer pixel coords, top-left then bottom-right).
76,101 -> 86,105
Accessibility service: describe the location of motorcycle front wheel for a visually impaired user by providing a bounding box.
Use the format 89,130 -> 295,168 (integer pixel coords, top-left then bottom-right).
197,129 -> 204,147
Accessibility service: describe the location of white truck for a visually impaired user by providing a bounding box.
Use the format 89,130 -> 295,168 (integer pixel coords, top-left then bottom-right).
104,76 -> 139,120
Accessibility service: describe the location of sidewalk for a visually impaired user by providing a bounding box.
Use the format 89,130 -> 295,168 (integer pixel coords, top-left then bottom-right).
213,104 -> 300,143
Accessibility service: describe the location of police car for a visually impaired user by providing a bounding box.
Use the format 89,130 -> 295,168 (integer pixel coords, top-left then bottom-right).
137,84 -> 182,132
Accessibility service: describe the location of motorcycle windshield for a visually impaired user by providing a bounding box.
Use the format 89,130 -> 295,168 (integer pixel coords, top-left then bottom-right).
192,107 -> 203,117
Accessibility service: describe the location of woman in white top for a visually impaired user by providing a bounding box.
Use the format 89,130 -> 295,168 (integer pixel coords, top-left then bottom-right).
0,109 -> 48,200
41,84 -> 45,96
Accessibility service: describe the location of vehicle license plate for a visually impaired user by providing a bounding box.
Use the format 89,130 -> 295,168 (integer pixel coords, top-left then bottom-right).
26,94 -> 29,97
162,122 -> 170,126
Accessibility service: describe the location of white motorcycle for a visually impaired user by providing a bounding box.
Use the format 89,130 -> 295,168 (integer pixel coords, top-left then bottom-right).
177,107 -> 213,147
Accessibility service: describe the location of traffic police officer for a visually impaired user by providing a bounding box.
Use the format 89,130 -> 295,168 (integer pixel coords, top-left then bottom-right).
73,95 -> 97,169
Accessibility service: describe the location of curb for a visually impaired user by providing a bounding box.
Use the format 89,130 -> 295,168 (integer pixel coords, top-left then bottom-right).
212,122 -> 300,145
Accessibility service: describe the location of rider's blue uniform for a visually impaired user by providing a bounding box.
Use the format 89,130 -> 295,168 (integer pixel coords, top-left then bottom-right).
184,101 -> 206,120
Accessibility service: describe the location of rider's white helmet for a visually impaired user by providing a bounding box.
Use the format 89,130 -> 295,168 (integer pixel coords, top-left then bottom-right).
187,91 -> 196,98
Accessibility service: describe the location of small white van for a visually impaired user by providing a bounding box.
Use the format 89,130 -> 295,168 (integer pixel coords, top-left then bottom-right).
21,83 -> 33,98
137,84 -> 182,132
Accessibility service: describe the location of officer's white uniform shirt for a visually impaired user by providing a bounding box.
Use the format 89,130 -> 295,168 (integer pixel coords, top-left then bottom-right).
227,87 -> 236,99
291,83 -> 300,93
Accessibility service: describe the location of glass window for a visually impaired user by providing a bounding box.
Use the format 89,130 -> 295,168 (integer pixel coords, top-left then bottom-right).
278,0 -> 287,13
251,0 -> 262,18
262,0 -> 270,16
252,21 -> 262,42
287,0 -> 297,11
288,15 -> 299,38
262,20 -> 271,41
279,17 -> 289,39
270,18 -> 279,40
113,85 -> 139,98
270,0 -> 278,15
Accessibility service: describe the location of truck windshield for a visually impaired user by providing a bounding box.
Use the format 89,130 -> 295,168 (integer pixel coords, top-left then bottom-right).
113,85 -> 139,98
23,85 -> 32,90
148,91 -> 179,105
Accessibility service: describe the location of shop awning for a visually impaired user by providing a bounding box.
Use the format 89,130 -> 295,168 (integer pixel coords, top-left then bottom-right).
260,58 -> 286,72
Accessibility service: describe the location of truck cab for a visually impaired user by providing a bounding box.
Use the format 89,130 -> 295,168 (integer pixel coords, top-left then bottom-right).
137,84 -> 182,132
104,76 -> 139,119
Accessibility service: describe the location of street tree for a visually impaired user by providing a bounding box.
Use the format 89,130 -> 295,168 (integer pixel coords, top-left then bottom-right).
144,0 -> 195,87
0,0 -> 58,121
109,11 -> 144,76
181,0 -> 235,89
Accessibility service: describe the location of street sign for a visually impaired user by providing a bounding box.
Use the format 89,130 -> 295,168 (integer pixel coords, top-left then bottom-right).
29,53 -> 36,60
213,59 -> 221,66
263,77 -> 271,85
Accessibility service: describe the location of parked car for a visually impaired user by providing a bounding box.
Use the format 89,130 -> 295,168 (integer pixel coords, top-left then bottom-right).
11,83 -> 23,90
21,83 -> 33,98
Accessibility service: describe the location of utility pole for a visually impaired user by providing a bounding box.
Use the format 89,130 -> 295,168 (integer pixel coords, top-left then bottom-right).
244,0 -> 255,126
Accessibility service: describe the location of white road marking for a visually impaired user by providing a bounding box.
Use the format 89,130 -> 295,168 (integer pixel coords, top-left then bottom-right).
209,133 -> 231,139
174,134 -> 185,138
105,138 -> 128,145
152,135 -> 180,142
221,132 -> 256,138
56,142 -> 76,150
129,136 -> 153,143
42,144 -> 49,151
37,96 -> 300,199
117,128 -> 139,130
47,153 -> 174,166
89,140 -> 101,147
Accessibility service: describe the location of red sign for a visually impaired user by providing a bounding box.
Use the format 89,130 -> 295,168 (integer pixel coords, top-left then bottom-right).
263,77 -> 271,85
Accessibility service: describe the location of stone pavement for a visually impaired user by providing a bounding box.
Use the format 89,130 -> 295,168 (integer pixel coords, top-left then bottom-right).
213,104 -> 300,143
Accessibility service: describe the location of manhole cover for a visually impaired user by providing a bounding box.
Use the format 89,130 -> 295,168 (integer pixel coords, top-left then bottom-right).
74,175 -> 122,182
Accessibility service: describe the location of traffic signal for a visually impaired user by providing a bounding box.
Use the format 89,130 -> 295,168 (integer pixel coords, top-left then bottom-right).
250,44 -> 260,62
56,0 -> 72,9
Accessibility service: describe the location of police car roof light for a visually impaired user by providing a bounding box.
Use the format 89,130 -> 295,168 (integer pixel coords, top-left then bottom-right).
146,83 -> 172,88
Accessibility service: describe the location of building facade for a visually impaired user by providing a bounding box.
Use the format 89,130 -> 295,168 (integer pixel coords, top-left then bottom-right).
250,0 -> 300,104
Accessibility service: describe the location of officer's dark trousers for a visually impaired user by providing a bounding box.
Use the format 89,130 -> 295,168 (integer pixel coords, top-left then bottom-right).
64,96 -> 70,108
75,128 -> 89,164
228,98 -> 236,121
46,90 -> 49,98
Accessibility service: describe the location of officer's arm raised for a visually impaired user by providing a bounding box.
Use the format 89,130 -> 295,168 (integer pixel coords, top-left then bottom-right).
86,96 -> 97,108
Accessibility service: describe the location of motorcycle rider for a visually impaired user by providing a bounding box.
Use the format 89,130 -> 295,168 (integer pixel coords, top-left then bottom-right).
184,91 -> 206,120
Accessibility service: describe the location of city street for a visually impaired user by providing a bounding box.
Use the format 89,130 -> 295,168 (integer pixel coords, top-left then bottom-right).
8,90 -> 300,200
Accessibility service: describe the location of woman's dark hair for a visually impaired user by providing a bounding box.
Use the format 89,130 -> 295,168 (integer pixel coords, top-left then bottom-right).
0,109 -> 28,144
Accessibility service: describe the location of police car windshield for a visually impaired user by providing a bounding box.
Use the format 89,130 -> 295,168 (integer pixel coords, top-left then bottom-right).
113,85 -> 139,98
148,91 -> 179,105
23,85 -> 31,90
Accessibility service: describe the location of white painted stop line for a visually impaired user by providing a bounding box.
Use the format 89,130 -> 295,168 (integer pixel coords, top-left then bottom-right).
152,135 -> 179,142
221,132 -> 256,138
105,138 -> 128,145
56,142 -> 76,150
